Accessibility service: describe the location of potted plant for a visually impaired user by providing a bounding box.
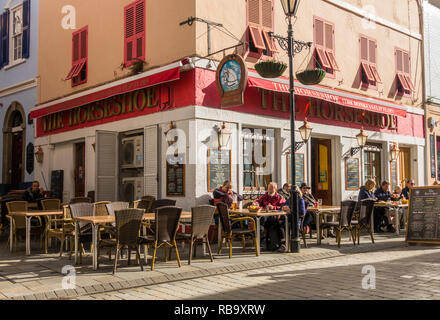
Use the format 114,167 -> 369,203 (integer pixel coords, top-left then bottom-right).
255,60 -> 287,78
296,68 -> 326,85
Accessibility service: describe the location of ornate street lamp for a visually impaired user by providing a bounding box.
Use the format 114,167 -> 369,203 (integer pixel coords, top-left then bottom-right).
217,122 -> 231,150
350,127 -> 368,157
295,118 -> 313,151
280,0 -> 301,16
390,143 -> 400,161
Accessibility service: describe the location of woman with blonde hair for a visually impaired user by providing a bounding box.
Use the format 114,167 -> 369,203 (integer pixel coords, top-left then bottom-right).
357,179 -> 377,208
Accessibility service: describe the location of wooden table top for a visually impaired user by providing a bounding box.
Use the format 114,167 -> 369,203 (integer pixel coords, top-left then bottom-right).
74,211 -> 192,225
8,210 -> 64,217
229,209 -> 289,217
306,206 -> 341,213
374,202 -> 408,208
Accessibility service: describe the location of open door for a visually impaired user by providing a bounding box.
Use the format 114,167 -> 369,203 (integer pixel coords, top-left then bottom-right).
95,131 -> 118,202
311,138 -> 332,206
144,125 -> 159,198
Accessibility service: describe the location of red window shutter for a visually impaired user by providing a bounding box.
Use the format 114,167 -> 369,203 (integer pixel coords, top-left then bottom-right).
316,48 -> 331,69
361,62 -> 375,82
324,23 -> 333,51
135,0 -> 145,60
248,0 -> 261,25
396,49 -> 403,72
249,26 -> 266,50
80,29 -> 87,60
360,37 -> 368,61
315,19 -> 324,47
368,40 -> 376,64
66,61 -> 85,80
405,75 -> 415,91
326,51 -> 339,71
370,64 -> 382,83
73,33 -> 80,63
261,0 -> 273,30
403,52 -> 410,74
124,4 -> 136,64
397,73 -> 410,91
262,30 -> 278,52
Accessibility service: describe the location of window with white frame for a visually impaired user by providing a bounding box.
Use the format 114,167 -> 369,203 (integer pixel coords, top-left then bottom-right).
10,4 -> 23,63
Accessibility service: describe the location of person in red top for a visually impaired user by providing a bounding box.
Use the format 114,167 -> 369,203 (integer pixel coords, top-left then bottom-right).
253,182 -> 286,210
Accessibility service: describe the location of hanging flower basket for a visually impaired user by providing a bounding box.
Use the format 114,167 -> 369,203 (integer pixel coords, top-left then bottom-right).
296,68 -> 326,85
255,60 -> 287,78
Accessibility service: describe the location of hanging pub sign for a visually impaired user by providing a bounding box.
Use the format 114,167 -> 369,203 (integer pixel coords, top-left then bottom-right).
216,54 -> 248,108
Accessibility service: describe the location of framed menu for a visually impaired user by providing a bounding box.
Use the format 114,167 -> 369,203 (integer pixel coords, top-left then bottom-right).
166,154 -> 185,197
208,149 -> 231,192
390,160 -> 398,190
406,186 -> 440,244
286,153 -> 305,186
345,158 -> 360,190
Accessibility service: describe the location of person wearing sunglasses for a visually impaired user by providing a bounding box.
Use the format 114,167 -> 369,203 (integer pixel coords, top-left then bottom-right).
401,179 -> 415,200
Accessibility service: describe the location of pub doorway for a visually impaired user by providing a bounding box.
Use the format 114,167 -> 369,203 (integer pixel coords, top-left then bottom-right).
399,147 -> 411,187
311,138 -> 332,206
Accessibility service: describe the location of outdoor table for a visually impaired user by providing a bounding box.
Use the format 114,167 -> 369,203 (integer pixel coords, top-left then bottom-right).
374,202 -> 408,235
306,206 -> 341,245
8,210 -> 64,255
229,208 -> 291,255
73,211 -> 192,270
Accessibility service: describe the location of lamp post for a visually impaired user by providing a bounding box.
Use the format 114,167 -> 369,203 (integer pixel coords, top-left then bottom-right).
270,0 -> 311,253
390,143 -> 400,162
295,118 -> 313,151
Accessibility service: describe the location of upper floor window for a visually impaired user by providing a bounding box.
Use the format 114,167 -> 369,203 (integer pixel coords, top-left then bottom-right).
65,26 -> 88,86
360,35 -> 381,87
395,48 -> 415,95
247,0 -> 277,57
0,0 -> 30,69
313,17 -> 339,76
124,0 -> 145,66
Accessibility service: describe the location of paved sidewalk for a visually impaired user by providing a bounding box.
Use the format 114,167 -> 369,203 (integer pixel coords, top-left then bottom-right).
0,232 -> 418,300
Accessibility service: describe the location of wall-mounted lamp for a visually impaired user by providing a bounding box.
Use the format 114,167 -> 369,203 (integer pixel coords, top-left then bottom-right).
390,143 -> 400,161
35,146 -> 44,163
350,127 -> 368,157
164,121 -> 177,146
217,122 -> 231,150
295,118 -> 313,151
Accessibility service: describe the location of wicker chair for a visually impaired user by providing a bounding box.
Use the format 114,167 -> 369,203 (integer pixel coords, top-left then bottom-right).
70,197 -> 92,204
97,208 -> 145,274
138,206 -> 182,270
93,201 -> 111,216
139,196 -> 155,211
69,203 -> 94,263
321,200 -> 357,248
6,201 -> 44,251
151,199 -> 177,211
351,199 -> 375,245
176,205 -> 216,265
216,202 -> 258,258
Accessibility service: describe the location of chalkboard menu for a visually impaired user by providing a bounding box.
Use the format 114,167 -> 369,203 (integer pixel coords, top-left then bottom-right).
406,186 -> 440,244
166,154 -> 185,197
345,158 -> 359,190
390,161 -> 398,190
287,153 -> 305,186
208,149 -> 231,192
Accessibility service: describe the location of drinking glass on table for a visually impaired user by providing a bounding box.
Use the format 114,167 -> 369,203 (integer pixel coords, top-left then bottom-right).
318,199 -> 323,206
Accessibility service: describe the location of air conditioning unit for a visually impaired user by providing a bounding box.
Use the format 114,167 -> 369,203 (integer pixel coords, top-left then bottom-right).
121,136 -> 143,168
121,177 -> 144,202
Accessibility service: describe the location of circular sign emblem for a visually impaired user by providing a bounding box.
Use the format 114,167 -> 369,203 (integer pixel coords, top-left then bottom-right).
216,54 -> 248,108
220,60 -> 242,92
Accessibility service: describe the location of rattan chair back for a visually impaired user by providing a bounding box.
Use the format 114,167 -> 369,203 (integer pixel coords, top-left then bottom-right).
115,209 -> 144,246
216,202 -> 232,234
151,199 -> 177,211
6,201 -> 28,229
191,205 -> 216,239
41,199 -> 61,210
339,200 -> 357,227
106,202 -> 130,217
70,197 -> 92,204
137,198 -> 155,212
359,199 -> 375,225
155,206 -> 182,242
69,202 -> 94,231
94,201 -> 111,216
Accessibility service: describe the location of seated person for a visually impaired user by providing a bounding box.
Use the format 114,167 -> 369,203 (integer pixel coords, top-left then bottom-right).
278,183 -> 291,200
393,186 -> 403,200
253,182 -> 286,210
400,179 -> 414,200
357,179 -> 377,209
374,181 -> 399,233
212,180 -> 242,209
300,183 -> 317,207
23,181 -> 45,203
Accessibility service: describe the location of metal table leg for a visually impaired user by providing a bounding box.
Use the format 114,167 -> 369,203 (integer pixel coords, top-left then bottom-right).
255,217 -> 260,256
9,216 -> 13,253
285,215 -> 290,252
217,216 -> 222,250
92,224 -> 98,270
316,212 -> 321,245
26,216 -> 31,256
74,222 -> 78,265
394,208 -> 400,235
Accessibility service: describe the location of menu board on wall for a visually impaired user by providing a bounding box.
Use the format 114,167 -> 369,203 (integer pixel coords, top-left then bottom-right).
287,153 -> 305,186
208,149 -> 231,192
406,186 -> 440,244
345,158 -> 360,190
390,160 -> 398,190
166,154 -> 185,197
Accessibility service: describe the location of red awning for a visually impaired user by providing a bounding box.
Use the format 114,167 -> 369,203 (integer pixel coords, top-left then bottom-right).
248,75 -> 407,118
30,64 -> 181,119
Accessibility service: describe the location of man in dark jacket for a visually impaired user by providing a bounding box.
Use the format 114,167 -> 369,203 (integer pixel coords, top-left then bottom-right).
212,180 -> 242,209
23,181 -> 45,203
401,179 -> 414,200
373,181 -> 399,233
300,183 -> 317,207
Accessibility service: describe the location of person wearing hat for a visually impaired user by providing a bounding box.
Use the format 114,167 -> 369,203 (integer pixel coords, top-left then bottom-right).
278,183 -> 291,200
300,183 -> 317,208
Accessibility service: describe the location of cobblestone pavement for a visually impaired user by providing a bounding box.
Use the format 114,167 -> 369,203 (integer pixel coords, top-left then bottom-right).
78,244 -> 440,300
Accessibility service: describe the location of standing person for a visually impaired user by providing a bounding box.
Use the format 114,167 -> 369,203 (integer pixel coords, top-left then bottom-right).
212,180 -> 242,209
400,179 -> 415,200
300,183 -> 317,207
374,181 -> 398,233
253,182 -> 286,210
23,181 -> 45,203
278,183 -> 291,200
